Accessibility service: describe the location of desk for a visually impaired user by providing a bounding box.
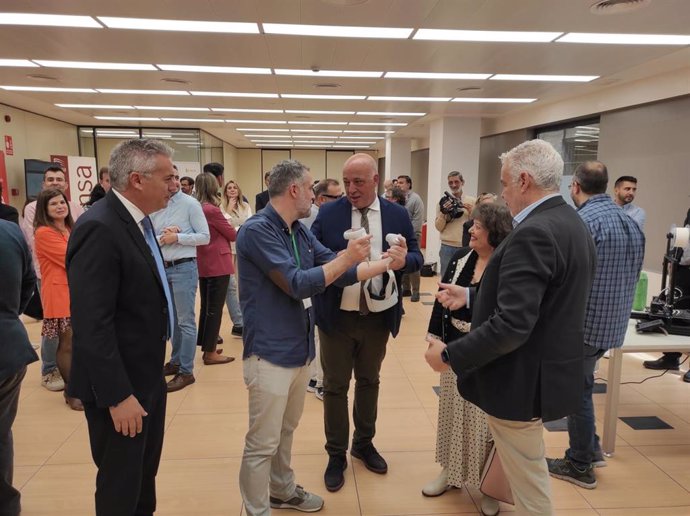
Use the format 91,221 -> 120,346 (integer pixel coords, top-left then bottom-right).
602,319 -> 690,455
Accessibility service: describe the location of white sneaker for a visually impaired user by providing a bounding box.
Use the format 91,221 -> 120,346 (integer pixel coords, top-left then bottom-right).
270,485 -> 324,512
422,467 -> 452,497
41,369 -> 65,392
315,387 -> 324,401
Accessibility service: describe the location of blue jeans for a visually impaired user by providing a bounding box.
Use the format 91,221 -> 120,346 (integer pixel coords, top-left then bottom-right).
439,244 -> 460,278
225,274 -> 243,327
566,344 -> 606,468
37,279 -> 59,376
166,260 -> 199,375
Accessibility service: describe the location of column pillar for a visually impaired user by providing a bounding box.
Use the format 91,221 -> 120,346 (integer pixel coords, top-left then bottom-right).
384,137 -> 411,181
425,117 -> 481,267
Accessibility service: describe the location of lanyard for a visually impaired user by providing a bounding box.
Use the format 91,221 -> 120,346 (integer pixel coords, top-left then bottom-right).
290,231 -> 301,269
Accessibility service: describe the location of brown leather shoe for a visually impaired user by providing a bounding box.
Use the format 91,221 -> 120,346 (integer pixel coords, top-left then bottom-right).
167,373 -> 196,393
163,362 -> 180,376
202,353 -> 235,365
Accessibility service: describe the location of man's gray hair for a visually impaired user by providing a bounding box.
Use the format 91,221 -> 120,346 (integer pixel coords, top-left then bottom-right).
267,160 -> 308,198
499,139 -> 563,192
448,170 -> 464,181
109,139 -> 174,192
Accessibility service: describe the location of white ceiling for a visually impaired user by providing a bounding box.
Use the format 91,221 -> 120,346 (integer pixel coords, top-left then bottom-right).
0,0 -> 689,149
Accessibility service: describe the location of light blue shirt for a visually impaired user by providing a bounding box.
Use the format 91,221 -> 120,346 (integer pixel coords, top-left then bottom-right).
150,191 -> 210,261
512,193 -> 562,227
621,202 -> 646,231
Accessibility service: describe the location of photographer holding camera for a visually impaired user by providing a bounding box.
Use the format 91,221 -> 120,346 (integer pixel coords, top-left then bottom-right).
435,171 -> 476,276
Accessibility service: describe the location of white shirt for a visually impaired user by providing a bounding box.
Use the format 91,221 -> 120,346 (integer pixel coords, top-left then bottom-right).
112,189 -> 146,236
340,196 -> 384,312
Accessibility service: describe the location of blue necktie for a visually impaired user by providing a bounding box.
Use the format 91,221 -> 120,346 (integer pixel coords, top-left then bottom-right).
142,216 -> 175,339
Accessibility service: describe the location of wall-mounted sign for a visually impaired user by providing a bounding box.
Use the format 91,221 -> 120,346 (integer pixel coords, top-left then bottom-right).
4,135 -> 13,156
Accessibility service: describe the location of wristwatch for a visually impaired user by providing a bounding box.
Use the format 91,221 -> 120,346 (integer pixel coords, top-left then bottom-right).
440,348 -> 450,364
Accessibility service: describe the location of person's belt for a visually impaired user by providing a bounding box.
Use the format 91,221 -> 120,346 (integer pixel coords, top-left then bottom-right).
164,257 -> 196,268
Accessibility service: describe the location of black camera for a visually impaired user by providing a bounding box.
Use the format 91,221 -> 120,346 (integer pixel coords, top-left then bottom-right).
439,191 -> 464,219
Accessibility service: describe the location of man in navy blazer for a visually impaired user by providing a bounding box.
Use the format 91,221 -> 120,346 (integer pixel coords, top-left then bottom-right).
426,140 -> 596,515
312,153 -> 423,492
67,139 -> 177,516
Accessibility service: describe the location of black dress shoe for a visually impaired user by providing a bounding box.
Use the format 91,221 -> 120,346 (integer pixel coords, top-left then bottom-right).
643,356 -> 680,370
402,289 -> 412,297
683,370 -> 690,383
351,444 -> 387,474
231,325 -> 243,337
324,455 -> 347,492
163,362 -> 180,376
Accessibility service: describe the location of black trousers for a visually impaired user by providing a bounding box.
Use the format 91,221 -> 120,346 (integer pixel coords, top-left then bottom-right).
197,275 -> 230,352
320,311 -> 390,457
0,367 -> 26,516
84,381 -> 166,516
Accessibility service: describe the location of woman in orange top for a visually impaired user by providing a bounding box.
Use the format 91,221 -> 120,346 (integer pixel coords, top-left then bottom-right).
34,189 -> 82,411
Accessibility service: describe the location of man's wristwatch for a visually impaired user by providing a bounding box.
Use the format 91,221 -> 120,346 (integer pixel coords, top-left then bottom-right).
440,348 -> 450,364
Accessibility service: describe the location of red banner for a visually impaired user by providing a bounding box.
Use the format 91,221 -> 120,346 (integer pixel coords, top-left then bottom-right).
0,151 -> 8,203
4,135 -> 13,156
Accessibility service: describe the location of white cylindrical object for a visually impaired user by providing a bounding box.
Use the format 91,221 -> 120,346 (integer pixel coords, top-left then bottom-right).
344,227 -> 367,240
671,226 -> 690,249
385,233 -> 402,246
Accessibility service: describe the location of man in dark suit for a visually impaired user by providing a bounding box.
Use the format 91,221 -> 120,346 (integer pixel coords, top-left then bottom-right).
426,139 -> 596,515
312,153 -> 423,492
0,220 -> 38,516
0,183 -> 19,224
254,171 -> 271,212
67,139 -> 177,516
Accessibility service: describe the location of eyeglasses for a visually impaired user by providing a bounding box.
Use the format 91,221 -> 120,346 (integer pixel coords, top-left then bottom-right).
321,193 -> 343,199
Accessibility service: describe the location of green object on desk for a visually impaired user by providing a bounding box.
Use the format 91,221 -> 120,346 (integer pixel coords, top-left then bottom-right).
632,271 -> 648,311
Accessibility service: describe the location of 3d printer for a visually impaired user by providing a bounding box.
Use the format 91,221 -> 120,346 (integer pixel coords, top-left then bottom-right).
632,226 -> 690,336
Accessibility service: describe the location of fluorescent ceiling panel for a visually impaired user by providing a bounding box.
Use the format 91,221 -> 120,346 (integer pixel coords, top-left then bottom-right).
95,116 -> 161,121
356,111 -> 425,116
161,118 -> 225,122
0,13 -> 101,28
0,59 -> 38,67
34,60 -> 156,70
287,121 -> 348,125
285,110 -> 354,115
157,64 -> 271,74
348,122 -> 407,126
451,97 -> 536,103
491,74 -> 598,82
294,140 -> 336,144
236,128 -> 290,132
97,88 -> 189,95
263,23 -> 412,39
367,96 -> 450,102
274,69 -> 383,78
134,106 -> 209,111
290,129 -> 342,133
338,136 -> 384,140
385,71 -> 491,80
56,103 -> 134,109
244,134 -> 294,138
98,17 -> 259,34
281,94 -> 366,100
250,140 -> 293,144
292,135 -> 340,139
294,144 -> 330,147
343,130 -> 394,134
212,108 -> 283,113
190,91 -> 279,98
414,29 -> 562,42
557,33 -> 690,45
1,85 -> 96,93
227,119 -> 287,124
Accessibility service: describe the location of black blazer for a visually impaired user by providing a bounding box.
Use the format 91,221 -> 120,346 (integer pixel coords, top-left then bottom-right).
0,203 -> 19,224
66,191 -> 169,409
255,190 -> 269,213
0,220 -> 38,382
447,196 -> 596,422
311,196 -> 423,338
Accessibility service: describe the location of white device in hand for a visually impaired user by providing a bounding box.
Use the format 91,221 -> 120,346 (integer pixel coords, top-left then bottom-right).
344,227 -> 367,240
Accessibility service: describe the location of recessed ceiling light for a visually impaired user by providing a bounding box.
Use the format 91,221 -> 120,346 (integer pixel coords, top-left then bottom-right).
157,64 -> 271,74
135,106 -> 210,111
348,122 -> 407,126
343,130 -> 395,134
292,140 -> 336,144
356,111 -> 425,117
414,29 -> 562,43
95,116 -> 161,121
226,119 -> 287,124
275,69 -> 383,78
556,32 -> 690,45
244,134 -> 294,138
451,97 -> 536,103
255,143 -> 292,147
236,128 -> 290,132
367,96 -> 451,102
0,13 -> 102,28
294,144 -> 330,148
212,108 -> 284,113
292,135 -> 339,139
190,91 -> 279,98
281,93 -> 366,100
97,88 -> 189,95
250,140 -> 293,144
290,129 -> 343,133
287,121 -> 348,125
339,136 -> 385,140
384,71 -> 491,80
56,103 -> 135,109
161,118 -> 225,123
336,140 -> 376,144
0,59 -> 38,67
1,85 -> 96,93
34,60 -> 156,71
262,23 -> 412,39
285,110 -> 354,115
97,17 -> 259,34
490,74 -> 599,82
